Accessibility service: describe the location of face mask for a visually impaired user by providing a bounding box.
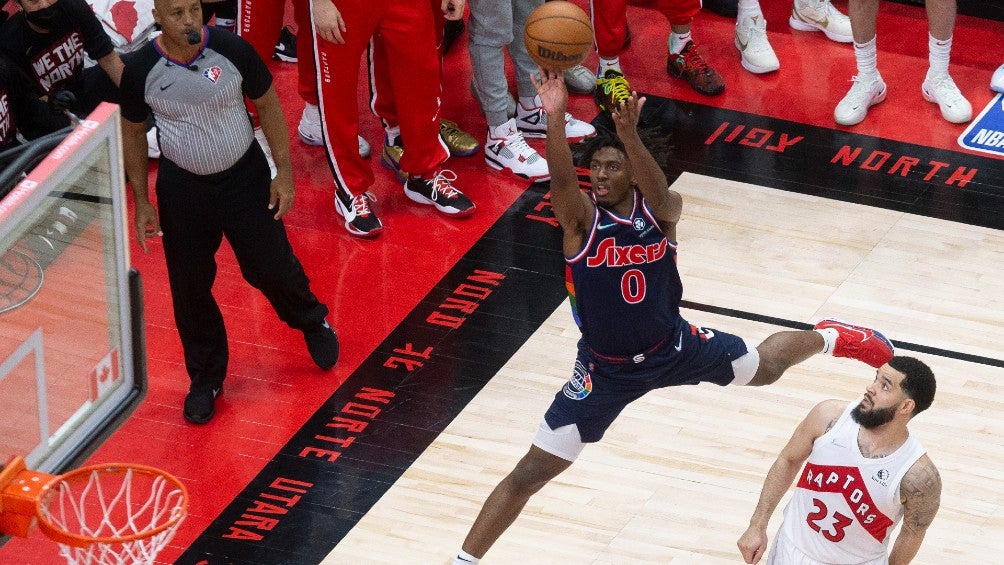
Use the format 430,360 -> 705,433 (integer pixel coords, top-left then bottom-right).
24,2 -> 62,30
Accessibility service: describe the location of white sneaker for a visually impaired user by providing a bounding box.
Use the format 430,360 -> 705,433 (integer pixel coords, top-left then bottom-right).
735,13 -> 779,74
298,104 -> 370,157
993,63 -> 1004,93
146,126 -> 161,159
515,101 -> 596,142
834,74 -> 887,126
922,74 -> 972,124
564,64 -> 596,94
253,126 -> 277,179
485,119 -> 549,182
790,0 -> 852,43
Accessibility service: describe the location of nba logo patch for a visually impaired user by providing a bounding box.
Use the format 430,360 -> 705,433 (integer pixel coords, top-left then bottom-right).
562,360 -> 593,400
633,218 -> 646,231
958,93 -> 1004,157
202,66 -> 222,84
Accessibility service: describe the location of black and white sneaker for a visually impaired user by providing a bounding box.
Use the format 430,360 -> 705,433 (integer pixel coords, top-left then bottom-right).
184,385 -> 222,424
304,320 -> 339,370
273,26 -> 297,63
404,170 -> 475,217
334,192 -> 383,238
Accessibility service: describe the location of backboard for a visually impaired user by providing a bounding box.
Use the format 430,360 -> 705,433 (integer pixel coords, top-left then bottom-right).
0,103 -> 145,476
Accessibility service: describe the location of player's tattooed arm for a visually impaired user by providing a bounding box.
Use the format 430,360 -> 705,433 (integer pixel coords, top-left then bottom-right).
889,455 -> 941,565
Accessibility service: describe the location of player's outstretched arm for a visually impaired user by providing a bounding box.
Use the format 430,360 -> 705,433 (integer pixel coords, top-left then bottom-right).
737,400 -> 843,564
609,94 -> 680,229
532,68 -> 592,242
889,455 -> 941,565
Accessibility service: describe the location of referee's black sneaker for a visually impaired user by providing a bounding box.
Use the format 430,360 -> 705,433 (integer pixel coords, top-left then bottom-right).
184,385 -> 222,425
404,170 -> 476,217
273,26 -> 297,63
335,192 -> 383,238
303,320 -> 339,370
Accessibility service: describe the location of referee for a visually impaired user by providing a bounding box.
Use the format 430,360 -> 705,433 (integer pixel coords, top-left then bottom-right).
120,0 -> 338,424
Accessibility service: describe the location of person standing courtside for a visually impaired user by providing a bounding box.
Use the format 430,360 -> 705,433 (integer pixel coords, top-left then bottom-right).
0,0 -> 124,116
738,357 -> 940,564
834,0 -> 971,126
451,69 -> 897,563
119,0 -> 339,425
310,0 -> 475,239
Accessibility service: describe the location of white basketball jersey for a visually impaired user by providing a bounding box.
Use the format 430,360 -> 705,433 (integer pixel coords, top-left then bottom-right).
777,403 -> 926,563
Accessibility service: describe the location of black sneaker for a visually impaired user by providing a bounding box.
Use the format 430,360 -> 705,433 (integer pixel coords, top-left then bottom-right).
404,170 -> 476,217
184,386 -> 222,424
304,320 -> 339,370
334,192 -> 383,238
273,26 -> 297,63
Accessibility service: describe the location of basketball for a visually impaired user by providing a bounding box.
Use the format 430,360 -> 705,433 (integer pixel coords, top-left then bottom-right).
523,1 -> 593,72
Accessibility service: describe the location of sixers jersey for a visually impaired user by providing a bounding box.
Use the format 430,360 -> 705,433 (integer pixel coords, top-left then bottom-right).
566,191 -> 683,357
778,403 -> 926,563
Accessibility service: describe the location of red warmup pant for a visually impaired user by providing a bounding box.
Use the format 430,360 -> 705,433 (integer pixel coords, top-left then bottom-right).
236,0 -> 316,104
312,0 -> 446,198
590,0 -> 701,57
369,0 -> 446,132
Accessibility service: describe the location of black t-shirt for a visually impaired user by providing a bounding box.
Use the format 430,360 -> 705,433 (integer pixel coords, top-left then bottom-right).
0,55 -> 69,150
120,27 -> 272,174
0,0 -> 115,96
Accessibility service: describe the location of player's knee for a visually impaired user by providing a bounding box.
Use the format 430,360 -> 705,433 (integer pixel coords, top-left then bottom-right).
506,449 -> 571,494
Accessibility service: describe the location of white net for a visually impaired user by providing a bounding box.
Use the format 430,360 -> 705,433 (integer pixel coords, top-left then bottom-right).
36,466 -> 187,565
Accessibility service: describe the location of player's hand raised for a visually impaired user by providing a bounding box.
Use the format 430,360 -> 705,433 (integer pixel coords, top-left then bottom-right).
531,67 -> 567,118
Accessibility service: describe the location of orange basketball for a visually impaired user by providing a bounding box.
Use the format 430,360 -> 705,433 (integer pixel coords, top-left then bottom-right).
523,1 -> 593,72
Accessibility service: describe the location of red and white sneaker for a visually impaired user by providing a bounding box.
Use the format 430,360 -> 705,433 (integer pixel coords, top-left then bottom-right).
814,318 -> 895,368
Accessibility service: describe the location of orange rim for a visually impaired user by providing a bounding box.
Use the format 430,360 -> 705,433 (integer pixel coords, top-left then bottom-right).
34,463 -> 189,548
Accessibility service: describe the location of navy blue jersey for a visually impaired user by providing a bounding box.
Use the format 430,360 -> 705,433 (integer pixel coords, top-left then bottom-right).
565,191 -> 683,357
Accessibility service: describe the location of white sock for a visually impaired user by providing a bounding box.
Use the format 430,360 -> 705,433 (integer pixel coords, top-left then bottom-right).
384,124 -> 401,145
453,550 -> 480,564
737,0 -> 762,20
926,33 -> 952,82
598,56 -> 621,76
815,328 -> 838,354
852,36 -> 879,83
669,31 -> 692,54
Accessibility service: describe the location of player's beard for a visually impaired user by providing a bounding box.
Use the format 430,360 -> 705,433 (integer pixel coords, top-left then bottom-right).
850,401 -> 897,429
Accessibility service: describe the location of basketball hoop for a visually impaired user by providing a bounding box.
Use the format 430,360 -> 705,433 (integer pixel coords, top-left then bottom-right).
0,456 -> 188,565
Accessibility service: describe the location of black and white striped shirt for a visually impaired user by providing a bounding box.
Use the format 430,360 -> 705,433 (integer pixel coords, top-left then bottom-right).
120,27 -> 271,175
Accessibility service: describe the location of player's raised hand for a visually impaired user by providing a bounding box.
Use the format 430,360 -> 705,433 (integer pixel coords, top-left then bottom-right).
531,67 -> 567,117
611,91 -> 645,135
133,199 -> 162,253
737,525 -> 768,564
312,0 -> 346,44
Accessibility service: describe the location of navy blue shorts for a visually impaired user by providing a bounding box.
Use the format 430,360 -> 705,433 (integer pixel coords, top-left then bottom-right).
543,318 -> 750,443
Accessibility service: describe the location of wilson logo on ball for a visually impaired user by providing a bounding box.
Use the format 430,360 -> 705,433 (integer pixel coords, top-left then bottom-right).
523,1 -> 594,71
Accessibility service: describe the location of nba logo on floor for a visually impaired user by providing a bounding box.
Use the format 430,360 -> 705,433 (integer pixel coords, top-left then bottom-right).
958,93 -> 1004,157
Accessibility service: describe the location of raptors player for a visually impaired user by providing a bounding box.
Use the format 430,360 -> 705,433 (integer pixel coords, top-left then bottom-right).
738,356 -> 940,564
451,71 -> 897,564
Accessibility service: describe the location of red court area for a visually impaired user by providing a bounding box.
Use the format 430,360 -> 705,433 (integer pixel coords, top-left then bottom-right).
0,0 -> 999,562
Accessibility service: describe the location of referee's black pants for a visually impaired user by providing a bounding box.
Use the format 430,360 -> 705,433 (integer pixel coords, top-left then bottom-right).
156,141 -> 329,393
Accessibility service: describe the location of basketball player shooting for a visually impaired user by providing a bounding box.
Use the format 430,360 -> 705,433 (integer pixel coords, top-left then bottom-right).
451,69 -> 900,564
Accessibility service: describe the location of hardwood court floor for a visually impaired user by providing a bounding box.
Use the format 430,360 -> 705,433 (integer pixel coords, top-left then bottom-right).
322,173 -> 1004,563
